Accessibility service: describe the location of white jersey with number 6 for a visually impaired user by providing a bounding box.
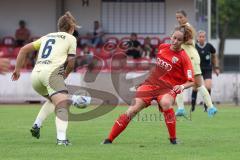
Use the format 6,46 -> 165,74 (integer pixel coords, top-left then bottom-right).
32,32 -> 76,74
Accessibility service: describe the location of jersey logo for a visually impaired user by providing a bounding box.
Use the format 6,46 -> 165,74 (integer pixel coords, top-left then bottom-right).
156,58 -> 172,71
187,70 -> 192,78
172,56 -> 179,64
206,55 -> 210,60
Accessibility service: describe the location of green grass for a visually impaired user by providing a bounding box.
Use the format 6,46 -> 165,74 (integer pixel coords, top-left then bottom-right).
0,104 -> 240,160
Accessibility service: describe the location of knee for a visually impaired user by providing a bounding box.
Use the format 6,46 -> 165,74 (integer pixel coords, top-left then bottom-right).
55,107 -> 68,121
160,100 -> 172,111
126,106 -> 140,118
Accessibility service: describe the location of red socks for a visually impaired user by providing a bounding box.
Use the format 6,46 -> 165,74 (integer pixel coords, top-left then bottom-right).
108,114 -> 131,142
163,108 -> 176,139
107,109 -> 175,142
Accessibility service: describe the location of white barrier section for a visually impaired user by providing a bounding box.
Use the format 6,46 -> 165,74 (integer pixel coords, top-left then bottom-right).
0,72 -> 239,104
0,73 -> 44,102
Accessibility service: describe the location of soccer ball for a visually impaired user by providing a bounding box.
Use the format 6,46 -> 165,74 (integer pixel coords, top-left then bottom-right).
72,95 -> 91,109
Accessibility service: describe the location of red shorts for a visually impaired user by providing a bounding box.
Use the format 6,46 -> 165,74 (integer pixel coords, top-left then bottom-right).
135,83 -> 176,107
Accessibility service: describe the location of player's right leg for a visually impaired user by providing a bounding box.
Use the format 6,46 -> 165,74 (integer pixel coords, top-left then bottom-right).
51,92 -> 72,146
158,93 -> 178,144
103,98 -> 146,144
49,92 -> 91,146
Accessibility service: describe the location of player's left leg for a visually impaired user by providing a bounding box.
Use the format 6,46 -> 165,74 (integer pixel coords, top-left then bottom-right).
158,93 -> 177,144
31,100 -> 55,139
195,75 -> 217,116
30,72 -> 53,139
33,100 -> 55,128
203,72 -> 213,111
175,93 -> 186,116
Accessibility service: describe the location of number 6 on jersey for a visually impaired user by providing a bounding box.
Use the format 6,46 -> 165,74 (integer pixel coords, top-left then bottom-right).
41,39 -> 56,58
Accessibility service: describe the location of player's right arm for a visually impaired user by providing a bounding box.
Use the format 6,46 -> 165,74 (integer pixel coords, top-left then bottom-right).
63,36 -> 77,79
12,38 -> 41,81
64,55 -> 75,79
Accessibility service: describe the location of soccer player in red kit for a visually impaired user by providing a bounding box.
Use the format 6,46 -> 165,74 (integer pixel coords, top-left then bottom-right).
103,25 -> 195,145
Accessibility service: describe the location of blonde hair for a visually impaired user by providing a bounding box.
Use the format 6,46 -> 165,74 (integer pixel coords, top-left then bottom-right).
174,25 -> 193,42
57,11 -> 77,32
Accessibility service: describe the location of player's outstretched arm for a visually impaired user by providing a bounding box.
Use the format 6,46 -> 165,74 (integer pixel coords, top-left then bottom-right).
173,81 -> 194,94
12,43 -> 36,81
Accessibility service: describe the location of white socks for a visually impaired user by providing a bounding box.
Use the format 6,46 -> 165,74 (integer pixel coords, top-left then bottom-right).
34,100 -> 55,127
176,93 -> 185,109
33,94 -> 89,140
176,85 -> 213,109
55,107 -> 68,140
197,85 -> 213,108
33,95 -> 91,128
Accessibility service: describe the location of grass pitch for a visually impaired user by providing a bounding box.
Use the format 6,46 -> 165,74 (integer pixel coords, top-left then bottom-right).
0,104 -> 240,160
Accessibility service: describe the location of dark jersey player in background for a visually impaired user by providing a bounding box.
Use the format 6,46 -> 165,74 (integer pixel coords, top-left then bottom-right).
191,30 -> 220,112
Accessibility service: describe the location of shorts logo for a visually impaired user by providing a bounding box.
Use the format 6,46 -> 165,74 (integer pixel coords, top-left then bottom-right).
187,70 -> 192,78
156,58 -> 172,71
172,56 -> 179,64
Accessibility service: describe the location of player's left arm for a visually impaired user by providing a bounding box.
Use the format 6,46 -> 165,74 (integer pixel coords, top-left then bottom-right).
212,54 -> 220,76
64,36 -> 77,79
210,44 -> 220,76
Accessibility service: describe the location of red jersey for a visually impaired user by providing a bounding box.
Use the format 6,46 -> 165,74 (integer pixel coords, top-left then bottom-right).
146,44 -> 194,88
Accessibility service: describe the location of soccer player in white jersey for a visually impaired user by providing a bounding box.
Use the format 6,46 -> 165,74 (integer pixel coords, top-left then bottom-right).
12,11 -> 90,146
174,10 -> 217,117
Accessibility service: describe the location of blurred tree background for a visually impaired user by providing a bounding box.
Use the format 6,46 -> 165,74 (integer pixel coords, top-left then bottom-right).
211,0 -> 240,71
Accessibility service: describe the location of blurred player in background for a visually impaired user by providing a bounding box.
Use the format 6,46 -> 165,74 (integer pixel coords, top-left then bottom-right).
12,11 -> 90,146
174,10 -> 217,117
191,30 -> 220,112
103,25 -> 195,145
0,58 -> 11,74
15,20 -> 31,47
